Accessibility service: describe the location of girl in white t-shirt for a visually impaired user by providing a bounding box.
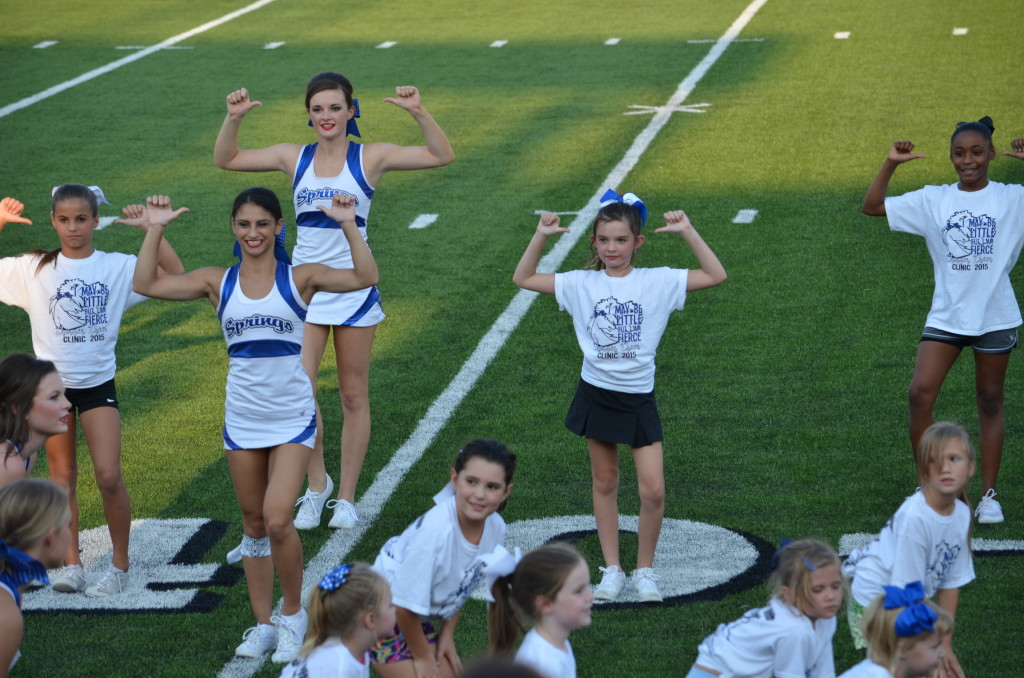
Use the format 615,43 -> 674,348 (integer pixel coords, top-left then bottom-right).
839,582 -> 952,678
0,353 -> 71,488
513,190 -> 727,603
488,542 -> 592,678
371,439 -> 515,678
0,187 -> 182,598
0,478 -> 72,676
279,563 -> 396,678
862,118 -> 1024,525
687,539 -> 843,678
844,422 -> 975,678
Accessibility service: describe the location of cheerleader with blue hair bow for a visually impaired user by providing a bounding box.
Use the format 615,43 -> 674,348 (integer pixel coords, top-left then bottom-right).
514,189 -> 727,603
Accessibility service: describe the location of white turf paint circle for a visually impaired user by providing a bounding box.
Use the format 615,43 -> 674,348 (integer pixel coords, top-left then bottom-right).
470,516 -> 759,604
33,41 -> 58,49
0,0 -> 277,120
834,31 -> 851,40
732,209 -> 758,223
408,213 -> 439,230
219,1 -> 773,674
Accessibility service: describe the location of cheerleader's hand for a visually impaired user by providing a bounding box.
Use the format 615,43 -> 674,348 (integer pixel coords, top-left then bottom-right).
317,192 -> 357,225
887,140 -> 925,164
114,204 -> 147,231
143,195 -> 190,230
536,212 -> 568,236
0,197 -> 32,232
1003,137 -> 1024,161
225,88 -> 262,119
655,210 -> 694,235
384,86 -> 423,113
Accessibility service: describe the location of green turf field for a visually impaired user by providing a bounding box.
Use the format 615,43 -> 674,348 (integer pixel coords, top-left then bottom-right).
1,0 -> 1022,675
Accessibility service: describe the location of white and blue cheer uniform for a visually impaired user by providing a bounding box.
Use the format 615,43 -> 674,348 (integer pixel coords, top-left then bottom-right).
291,142 -> 383,327
218,261 -> 316,450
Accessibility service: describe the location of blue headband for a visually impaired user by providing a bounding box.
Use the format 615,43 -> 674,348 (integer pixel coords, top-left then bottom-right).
307,98 -> 361,138
232,222 -> 291,264
319,563 -> 352,592
883,582 -> 937,637
0,540 -> 50,606
599,188 -> 648,227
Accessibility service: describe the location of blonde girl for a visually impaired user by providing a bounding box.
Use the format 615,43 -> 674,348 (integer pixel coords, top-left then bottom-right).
839,582 -> 952,678
370,439 -> 515,678
0,354 -> 70,488
215,73 -> 455,533
279,563 -> 395,678
488,542 -> 593,678
513,190 -> 727,602
0,187 -> 182,597
688,539 -> 843,678
844,422 -> 975,678
0,479 -> 72,676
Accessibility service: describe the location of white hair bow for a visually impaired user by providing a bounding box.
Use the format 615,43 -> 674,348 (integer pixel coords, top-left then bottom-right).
51,185 -> 111,205
477,544 -> 522,602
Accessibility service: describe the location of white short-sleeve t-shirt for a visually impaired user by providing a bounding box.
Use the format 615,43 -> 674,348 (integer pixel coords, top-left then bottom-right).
515,629 -> 576,678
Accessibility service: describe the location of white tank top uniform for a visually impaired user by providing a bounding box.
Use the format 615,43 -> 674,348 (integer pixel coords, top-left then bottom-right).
291,142 -> 383,327
217,261 -> 316,450
514,628 -> 576,678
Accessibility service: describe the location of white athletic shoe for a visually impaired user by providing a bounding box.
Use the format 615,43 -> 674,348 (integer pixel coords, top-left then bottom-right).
327,498 -> 358,529
631,567 -> 664,603
593,565 -> 626,601
84,566 -> 130,598
293,475 -> 335,529
52,564 -> 87,593
226,541 -> 244,564
976,488 -> 1005,524
234,623 -> 277,658
270,609 -> 308,663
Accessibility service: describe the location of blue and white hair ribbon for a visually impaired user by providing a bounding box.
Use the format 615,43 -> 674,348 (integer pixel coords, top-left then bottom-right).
770,536 -> 793,571
477,544 -> 522,602
882,581 -> 937,637
318,563 -> 353,592
599,188 -> 648,227
51,185 -> 111,205
433,482 -> 456,505
232,223 -> 291,264
0,540 -> 49,606
307,98 -> 361,138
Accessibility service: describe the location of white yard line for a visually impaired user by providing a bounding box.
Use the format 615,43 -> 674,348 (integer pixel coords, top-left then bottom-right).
218,1 -> 770,674
0,0 -> 277,120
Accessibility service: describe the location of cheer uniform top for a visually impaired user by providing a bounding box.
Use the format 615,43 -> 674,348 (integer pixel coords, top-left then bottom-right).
291,142 -> 383,326
280,637 -> 369,678
0,250 -> 147,388
217,261 -> 316,450
885,181 -> 1024,335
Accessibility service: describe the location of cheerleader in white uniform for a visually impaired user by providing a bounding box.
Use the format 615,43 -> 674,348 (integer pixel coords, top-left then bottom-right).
132,189 -> 378,664
215,73 -> 455,532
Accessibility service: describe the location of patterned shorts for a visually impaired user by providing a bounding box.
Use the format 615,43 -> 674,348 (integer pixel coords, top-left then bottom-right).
847,597 -> 867,649
369,621 -> 439,664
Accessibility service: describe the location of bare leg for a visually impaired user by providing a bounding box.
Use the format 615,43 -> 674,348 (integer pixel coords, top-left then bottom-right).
265,443 -> 311,614
79,406 -> 131,571
45,413 -> 80,567
632,442 -> 665,570
301,323 -> 331,493
334,325 -> 376,503
974,350 -> 1010,494
908,341 -> 962,456
227,449 -> 273,623
588,438 -> 620,567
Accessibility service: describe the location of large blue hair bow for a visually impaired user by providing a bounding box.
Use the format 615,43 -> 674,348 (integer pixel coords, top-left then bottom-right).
883,581 -> 937,637
0,540 -> 49,606
319,563 -> 353,592
599,188 -> 648,227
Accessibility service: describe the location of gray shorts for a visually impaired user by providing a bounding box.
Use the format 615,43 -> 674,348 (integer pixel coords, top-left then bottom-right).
921,326 -> 1018,354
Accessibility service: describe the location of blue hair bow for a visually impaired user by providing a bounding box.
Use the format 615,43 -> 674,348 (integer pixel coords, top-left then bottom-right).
599,188 -> 648,227
232,223 -> 291,264
883,581 -> 937,637
0,540 -> 49,606
770,536 -> 792,571
319,563 -> 352,591
307,98 -> 361,138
